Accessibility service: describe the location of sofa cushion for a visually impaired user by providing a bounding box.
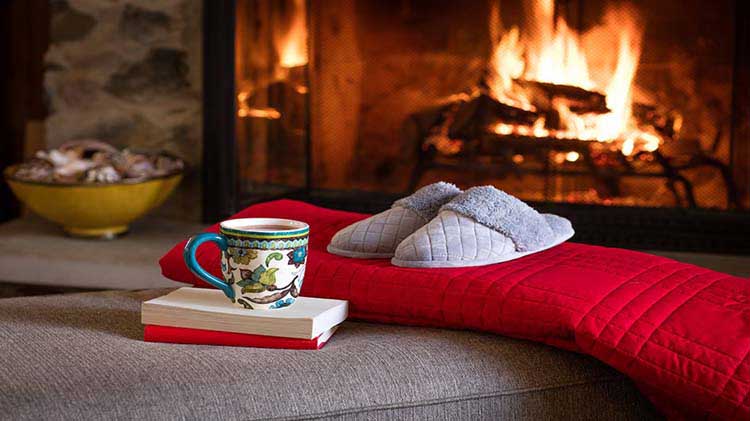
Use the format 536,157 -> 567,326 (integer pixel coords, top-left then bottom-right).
158,200 -> 750,419
0,290 -> 658,420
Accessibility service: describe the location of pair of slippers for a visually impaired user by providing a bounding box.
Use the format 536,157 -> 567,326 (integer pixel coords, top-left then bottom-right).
327,183 -> 575,268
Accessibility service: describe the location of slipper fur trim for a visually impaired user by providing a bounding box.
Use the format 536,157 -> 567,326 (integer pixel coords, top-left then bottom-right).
392,182 -> 461,222
440,186 -> 555,252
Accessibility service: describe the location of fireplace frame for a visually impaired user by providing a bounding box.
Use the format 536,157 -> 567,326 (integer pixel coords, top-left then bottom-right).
202,0 -> 238,222
0,0 -> 48,223
203,0 -> 750,254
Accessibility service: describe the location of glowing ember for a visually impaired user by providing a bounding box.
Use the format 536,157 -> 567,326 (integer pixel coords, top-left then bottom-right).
551,151 -> 582,164
493,122 -> 514,136
487,0 -> 661,156
640,131 -> 661,152
532,117 -> 549,137
237,104 -> 282,120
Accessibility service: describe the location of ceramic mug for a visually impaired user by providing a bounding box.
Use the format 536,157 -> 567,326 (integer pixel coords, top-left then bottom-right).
184,218 -> 309,310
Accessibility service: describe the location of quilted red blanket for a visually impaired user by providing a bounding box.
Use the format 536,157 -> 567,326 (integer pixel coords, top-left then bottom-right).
160,199 -> 750,419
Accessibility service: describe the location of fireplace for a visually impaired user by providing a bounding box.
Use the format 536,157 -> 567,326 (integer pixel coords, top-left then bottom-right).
203,0 -> 750,253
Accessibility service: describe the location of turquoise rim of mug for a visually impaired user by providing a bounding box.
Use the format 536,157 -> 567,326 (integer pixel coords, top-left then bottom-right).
219,218 -> 309,239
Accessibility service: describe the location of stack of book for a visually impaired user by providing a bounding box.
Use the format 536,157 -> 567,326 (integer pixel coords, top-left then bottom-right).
141,287 -> 348,350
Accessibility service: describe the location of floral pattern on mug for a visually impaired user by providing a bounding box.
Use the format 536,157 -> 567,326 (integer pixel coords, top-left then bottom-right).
221,259 -> 232,282
270,297 -> 295,309
236,252 -> 284,294
227,247 -> 258,265
287,245 -> 307,268
186,217 -> 309,310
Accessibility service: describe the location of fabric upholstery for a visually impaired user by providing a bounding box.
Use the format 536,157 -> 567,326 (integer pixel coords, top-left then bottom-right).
0,290 -> 658,420
159,200 -> 750,419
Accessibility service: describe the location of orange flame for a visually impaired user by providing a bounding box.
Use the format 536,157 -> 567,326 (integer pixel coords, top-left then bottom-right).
487,4 -> 531,110
527,14 -> 595,90
238,0 -> 308,119
488,0 -> 660,155
277,0 -> 308,69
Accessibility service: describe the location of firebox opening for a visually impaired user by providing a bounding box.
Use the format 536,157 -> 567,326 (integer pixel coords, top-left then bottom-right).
410,0 -> 739,210
211,0 -> 750,252
234,0 -> 745,214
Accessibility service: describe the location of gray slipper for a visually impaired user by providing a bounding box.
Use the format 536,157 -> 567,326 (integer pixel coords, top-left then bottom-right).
327,182 -> 462,258
391,186 -> 574,268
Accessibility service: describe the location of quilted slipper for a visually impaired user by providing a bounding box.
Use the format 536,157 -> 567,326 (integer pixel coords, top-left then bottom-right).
327,182 -> 462,258
391,186 -> 574,268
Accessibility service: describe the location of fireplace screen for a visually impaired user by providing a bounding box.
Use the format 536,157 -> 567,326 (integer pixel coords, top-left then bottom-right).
233,0 -> 748,211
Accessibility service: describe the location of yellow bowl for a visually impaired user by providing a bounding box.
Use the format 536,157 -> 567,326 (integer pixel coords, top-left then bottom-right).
4,165 -> 183,238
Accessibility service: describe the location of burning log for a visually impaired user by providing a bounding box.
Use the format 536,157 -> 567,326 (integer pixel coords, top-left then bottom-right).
478,133 -> 593,156
403,102 -> 453,140
514,79 -> 609,115
236,77 -> 308,185
448,92 -> 539,140
632,102 -> 682,140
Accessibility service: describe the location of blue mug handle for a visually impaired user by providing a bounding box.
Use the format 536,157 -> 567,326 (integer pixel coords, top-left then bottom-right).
183,233 -> 234,300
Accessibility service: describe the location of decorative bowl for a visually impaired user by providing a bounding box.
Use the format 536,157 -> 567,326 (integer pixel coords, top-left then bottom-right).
4,166 -> 182,238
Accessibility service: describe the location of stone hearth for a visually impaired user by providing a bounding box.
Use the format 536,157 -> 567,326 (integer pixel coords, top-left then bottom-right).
44,0 -> 202,220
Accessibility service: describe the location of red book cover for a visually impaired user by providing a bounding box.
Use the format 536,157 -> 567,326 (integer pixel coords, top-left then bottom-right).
144,325 -> 337,350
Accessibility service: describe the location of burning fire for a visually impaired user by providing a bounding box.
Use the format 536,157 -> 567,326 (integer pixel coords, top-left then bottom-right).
237,91 -> 281,120
487,0 -> 661,156
238,0 -> 308,119
277,0 -> 308,69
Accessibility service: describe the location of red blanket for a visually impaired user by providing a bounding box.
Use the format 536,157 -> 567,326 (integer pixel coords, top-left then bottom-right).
160,199 -> 750,419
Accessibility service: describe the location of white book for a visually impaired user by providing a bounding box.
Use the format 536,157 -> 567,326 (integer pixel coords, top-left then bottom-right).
142,287 -> 348,339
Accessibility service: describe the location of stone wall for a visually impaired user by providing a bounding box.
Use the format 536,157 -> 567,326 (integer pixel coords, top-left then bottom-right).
44,0 -> 202,220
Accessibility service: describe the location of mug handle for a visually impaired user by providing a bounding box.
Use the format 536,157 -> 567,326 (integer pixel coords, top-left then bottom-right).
183,232 -> 234,300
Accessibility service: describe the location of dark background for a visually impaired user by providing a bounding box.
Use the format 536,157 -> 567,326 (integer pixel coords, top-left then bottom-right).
0,0 -> 48,223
